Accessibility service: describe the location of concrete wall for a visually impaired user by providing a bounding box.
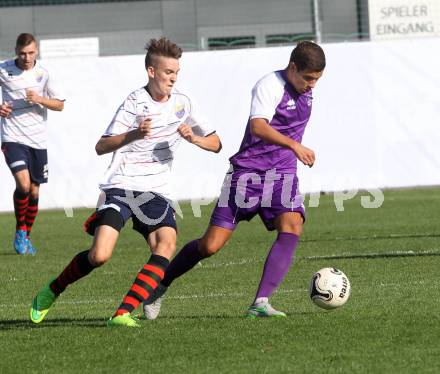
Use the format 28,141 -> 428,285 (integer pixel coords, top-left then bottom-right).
1,37 -> 440,212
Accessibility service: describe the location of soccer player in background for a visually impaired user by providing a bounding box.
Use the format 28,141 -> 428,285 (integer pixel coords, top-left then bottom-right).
0,33 -> 65,255
143,41 -> 325,319
30,38 -> 222,327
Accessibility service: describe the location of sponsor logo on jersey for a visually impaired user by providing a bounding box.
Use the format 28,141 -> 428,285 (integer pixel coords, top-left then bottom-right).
287,98 -> 296,110
35,69 -> 44,83
3,70 -> 14,78
175,103 -> 185,119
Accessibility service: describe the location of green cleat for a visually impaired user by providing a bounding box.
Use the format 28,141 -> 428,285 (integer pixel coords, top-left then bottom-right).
107,313 -> 140,328
246,300 -> 287,319
30,282 -> 57,324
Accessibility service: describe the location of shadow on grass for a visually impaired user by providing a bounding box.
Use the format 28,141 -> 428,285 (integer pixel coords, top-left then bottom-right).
155,311 -> 315,320
157,315 -> 248,320
0,313 -> 315,329
303,232 -> 440,243
304,250 -> 440,261
0,318 -> 107,330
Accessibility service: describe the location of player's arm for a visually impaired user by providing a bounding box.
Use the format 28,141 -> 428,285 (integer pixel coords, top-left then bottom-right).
250,117 -> 315,167
95,118 -> 151,155
178,124 -> 222,153
25,90 -> 64,111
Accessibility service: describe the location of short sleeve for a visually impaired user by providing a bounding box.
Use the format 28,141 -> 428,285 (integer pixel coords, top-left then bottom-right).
185,96 -> 215,137
45,73 -> 65,101
103,93 -> 137,136
249,73 -> 284,123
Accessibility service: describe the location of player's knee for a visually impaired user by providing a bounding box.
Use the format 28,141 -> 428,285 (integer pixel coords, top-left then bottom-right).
199,239 -> 222,257
17,184 -> 31,195
278,215 -> 304,236
88,255 -> 108,267
291,223 -> 303,236
88,248 -> 111,267
29,191 -> 39,200
280,222 -> 303,237
29,185 -> 40,200
155,241 -> 176,256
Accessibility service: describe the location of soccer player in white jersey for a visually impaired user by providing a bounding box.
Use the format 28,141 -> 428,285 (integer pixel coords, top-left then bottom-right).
30,38 -> 221,327
0,33 -> 65,255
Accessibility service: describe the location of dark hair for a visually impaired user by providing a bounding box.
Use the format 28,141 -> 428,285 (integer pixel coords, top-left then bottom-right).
16,33 -> 37,49
145,37 -> 182,68
290,41 -> 326,72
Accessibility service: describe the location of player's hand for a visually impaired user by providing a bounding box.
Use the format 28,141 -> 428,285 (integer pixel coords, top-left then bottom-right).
135,117 -> 152,139
25,89 -> 42,104
178,124 -> 196,143
0,102 -> 13,118
291,142 -> 315,168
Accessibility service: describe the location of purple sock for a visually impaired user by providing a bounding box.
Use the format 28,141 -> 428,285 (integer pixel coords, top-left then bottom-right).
255,232 -> 299,300
161,240 -> 203,287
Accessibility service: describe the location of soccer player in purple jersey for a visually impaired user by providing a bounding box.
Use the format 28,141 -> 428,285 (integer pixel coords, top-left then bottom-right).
143,41 -> 325,319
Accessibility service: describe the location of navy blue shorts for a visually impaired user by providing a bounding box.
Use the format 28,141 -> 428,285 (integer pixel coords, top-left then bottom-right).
1,142 -> 48,184
84,188 -> 177,238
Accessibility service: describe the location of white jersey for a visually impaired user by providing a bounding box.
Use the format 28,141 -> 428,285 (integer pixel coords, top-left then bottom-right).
99,87 -> 215,198
0,59 -> 64,149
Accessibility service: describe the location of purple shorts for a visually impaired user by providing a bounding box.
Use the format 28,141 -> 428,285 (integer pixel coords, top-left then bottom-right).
210,167 -> 305,231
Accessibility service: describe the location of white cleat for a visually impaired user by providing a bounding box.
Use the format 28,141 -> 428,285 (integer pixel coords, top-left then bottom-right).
246,297 -> 286,318
143,283 -> 168,320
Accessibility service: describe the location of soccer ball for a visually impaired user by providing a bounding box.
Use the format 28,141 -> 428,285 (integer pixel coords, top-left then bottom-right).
309,267 -> 351,310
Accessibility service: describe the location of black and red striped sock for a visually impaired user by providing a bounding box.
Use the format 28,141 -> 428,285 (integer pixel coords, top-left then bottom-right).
114,254 -> 169,317
13,189 -> 29,232
49,250 -> 97,296
26,196 -> 39,236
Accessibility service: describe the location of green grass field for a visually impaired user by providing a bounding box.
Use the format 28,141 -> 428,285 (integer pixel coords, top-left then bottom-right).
1,187 -> 439,373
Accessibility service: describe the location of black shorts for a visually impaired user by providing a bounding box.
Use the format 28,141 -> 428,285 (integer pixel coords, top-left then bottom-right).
83,188 -> 177,238
1,142 -> 48,184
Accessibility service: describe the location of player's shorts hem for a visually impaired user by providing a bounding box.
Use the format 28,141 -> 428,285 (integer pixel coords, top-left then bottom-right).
135,222 -> 177,239
10,162 -> 28,173
97,208 -> 124,231
83,208 -> 124,236
264,208 -> 306,231
209,218 -> 237,231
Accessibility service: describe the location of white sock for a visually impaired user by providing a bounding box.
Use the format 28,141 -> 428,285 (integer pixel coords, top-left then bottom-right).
254,297 -> 268,306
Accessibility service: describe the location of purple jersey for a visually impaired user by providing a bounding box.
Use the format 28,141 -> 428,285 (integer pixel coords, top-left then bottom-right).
229,70 -> 313,174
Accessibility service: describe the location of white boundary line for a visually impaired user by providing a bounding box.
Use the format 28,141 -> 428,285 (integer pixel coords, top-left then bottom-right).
3,276 -> 440,310
4,249 -> 439,283
2,249 -> 439,310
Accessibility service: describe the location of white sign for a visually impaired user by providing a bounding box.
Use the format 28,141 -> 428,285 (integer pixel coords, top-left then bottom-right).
369,0 -> 440,40
40,37 -> 99,58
